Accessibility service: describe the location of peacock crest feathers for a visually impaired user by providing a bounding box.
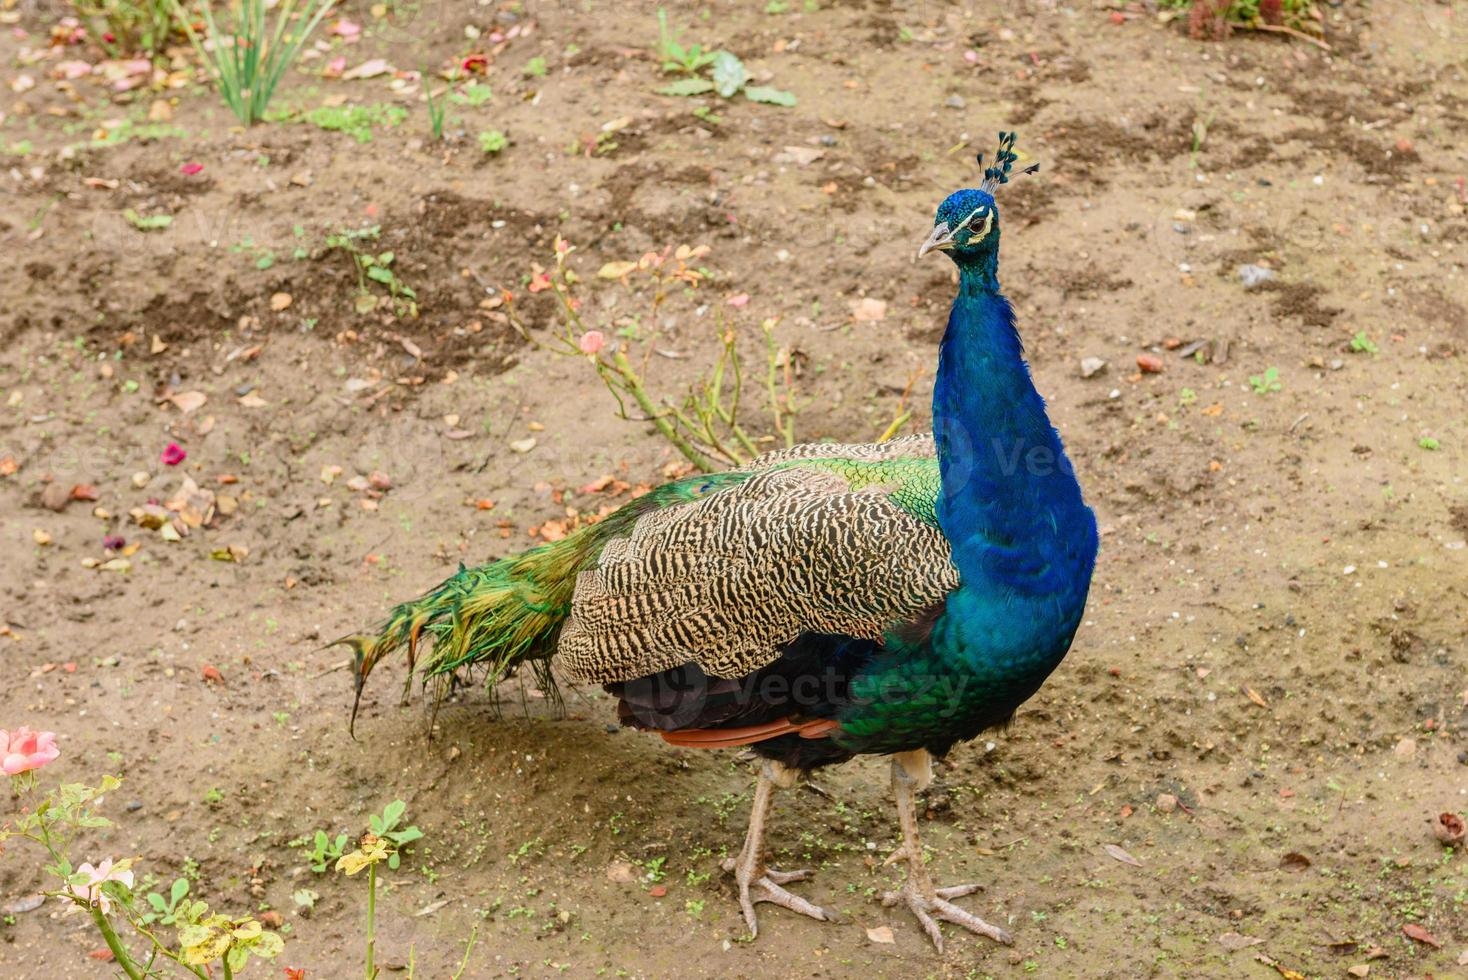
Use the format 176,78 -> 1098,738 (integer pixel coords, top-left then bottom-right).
977,131 -> 1040,194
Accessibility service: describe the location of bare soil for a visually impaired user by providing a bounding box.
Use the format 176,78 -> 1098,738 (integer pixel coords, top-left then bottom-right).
2,1 -> 1467,977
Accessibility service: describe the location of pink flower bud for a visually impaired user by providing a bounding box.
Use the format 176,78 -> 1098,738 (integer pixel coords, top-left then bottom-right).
578,331 -> 606,355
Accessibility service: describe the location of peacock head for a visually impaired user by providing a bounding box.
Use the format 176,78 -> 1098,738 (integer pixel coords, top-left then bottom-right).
917,131 -> 1037,264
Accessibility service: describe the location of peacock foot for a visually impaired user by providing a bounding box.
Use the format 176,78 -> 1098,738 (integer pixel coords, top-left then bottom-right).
883,750 -> 1014,952
881,877 -> 1012,951
723,759 -> 830,937
722,855 -> 829,937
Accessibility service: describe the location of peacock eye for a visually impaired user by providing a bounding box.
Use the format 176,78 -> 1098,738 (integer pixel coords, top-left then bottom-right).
968,212 -> 987,230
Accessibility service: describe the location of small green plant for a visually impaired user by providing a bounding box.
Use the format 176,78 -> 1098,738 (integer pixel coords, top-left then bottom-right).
1349,331 -> 1379,354
523,56 -> 548,77
201,787 -> 224,807
1418,436 -> 1440,451
653,10 -> 795,105
303,830 -> 349,873
368,799 -> 424,870
123,209 -> 173,232
142,878 -> 192,925
451,81 -> 494,107
655,8 -> 719,74
1248,366 -> 1281,394
478,129 -> 509,154
424,73 -> 448,141
323,225 -> 419,318
336,801 -> 426,979
170,0 -> 337,125
302,103 -> 408,143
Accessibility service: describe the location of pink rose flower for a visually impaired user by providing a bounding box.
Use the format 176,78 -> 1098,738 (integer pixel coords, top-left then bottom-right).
66,858 -> 134,916
160,443 -> 186,466
1,727 -> 59,775
577,331 -> 606,355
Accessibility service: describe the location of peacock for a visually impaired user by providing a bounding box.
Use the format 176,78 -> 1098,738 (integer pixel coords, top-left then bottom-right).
340,132 -> 1098,951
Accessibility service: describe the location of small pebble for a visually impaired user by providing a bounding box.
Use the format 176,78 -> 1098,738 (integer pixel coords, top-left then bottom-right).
1080,357 -> 1107,379
1237,264 -> 1276,289
1156,793 -> 1178,813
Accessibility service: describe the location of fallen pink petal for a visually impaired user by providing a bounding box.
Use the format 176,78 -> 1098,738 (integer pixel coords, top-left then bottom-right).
179,162 -> 204,175
160,443 -> 186,466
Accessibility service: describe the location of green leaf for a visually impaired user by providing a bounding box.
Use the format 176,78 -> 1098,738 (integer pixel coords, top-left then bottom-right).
252,930 -> 284,958
743,86 -> 796,106
122,209 -> 172,231
657,78 -> 715,97
366,266 -> 394,284
450,82 -> 493,106
710,51 -> 750,98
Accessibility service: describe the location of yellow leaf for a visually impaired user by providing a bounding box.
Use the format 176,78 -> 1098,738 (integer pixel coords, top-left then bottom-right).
335,851 -> 371,876
597,261 -> 637,280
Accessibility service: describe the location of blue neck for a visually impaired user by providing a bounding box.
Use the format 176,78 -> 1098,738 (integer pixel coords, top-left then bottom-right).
933,260 -> 1089,591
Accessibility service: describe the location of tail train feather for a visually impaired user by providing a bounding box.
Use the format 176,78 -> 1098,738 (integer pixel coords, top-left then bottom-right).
336,470 -> 752,733
333,537 -> 590,734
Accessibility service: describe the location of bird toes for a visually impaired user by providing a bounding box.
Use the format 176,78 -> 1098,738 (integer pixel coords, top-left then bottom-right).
930,896 -> 1013,946
764,867 -> 814,885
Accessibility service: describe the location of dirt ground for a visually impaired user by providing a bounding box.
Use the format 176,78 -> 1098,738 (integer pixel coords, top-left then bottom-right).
3,0 -> 1467,977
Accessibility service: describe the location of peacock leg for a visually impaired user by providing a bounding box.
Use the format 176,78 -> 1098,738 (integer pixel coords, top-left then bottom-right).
881,749 -> 1013,952
721,759 -> 830,937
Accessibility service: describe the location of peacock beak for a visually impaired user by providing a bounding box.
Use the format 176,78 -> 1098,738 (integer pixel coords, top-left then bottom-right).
916,222 -> 956,261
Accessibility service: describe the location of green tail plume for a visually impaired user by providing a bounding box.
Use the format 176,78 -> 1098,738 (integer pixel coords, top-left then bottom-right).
335,536 -> 588,734
336,470 -> 751,733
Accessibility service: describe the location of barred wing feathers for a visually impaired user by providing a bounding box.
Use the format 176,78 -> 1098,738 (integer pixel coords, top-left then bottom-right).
555,435 -> 957,683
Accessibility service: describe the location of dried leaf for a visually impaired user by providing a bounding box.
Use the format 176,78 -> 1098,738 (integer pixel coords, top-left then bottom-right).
865,925 -> 895,944
1245,687 -> 1270,709
342,57 -> 392,80
597,260 -> 637,279
1278,852 -> 1311,872
1401,923 -> 1442,948
851,297 -> 887,322
1103,843 -> 1142,867
166,390 -> 207,414
1217,931 -> 1262,951
1433,811 -> 1465,847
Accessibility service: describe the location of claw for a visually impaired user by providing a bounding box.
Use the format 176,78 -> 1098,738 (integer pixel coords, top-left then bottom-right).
724,857 -> 829,937
882,877 -> 1012,952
